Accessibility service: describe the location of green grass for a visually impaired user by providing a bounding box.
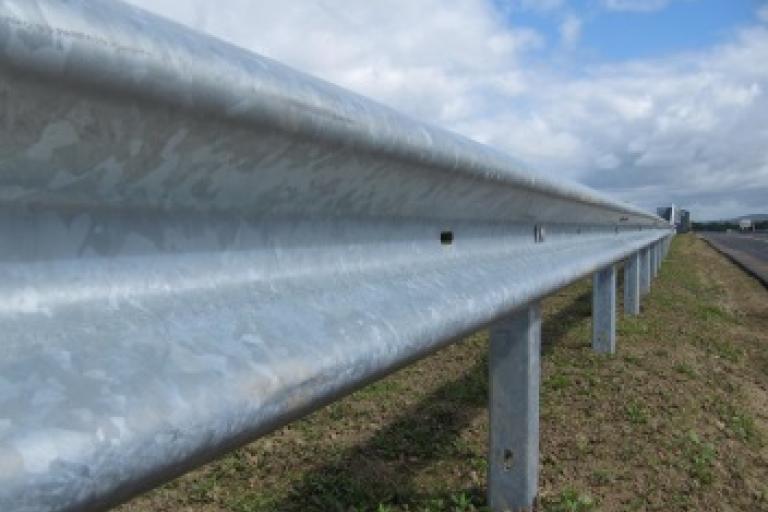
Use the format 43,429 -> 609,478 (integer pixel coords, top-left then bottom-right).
542,488 -> 596,512
717,402 -> 761,444
625,401 -> 649,425
544,374 -> 571,392
695,304 -> 739,325
681,431 -> 716,486
673,362 -> 698,378
617,317 -> 649,336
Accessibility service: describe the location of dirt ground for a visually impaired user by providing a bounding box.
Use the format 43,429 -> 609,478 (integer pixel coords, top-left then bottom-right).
118,234 -> 768,512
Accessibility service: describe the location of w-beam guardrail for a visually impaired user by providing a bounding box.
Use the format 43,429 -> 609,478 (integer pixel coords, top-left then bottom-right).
0,1 -> 674,511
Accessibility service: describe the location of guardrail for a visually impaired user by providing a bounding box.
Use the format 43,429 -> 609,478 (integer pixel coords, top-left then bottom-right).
0,1 -> 673,511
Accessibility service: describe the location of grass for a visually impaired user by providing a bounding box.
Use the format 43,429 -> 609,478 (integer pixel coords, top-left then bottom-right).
625,401 -> 649,425
673,362 -> 698,379
541,489 -> 596,512
716,402 -> 761,445
118,235 -> 768,512
681,431 -> 716,486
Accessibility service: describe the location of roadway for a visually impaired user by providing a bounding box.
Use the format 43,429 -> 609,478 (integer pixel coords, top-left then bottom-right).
700,231 -> 768,286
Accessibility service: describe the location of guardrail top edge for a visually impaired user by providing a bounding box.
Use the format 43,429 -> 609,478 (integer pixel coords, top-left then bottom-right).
0,0 -> 668,226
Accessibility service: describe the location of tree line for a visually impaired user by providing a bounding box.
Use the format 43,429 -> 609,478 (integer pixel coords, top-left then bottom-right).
692,220 -> 768,231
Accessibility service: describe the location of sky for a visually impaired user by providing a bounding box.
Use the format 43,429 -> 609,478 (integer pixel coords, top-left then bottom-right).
124,0 -> 768,221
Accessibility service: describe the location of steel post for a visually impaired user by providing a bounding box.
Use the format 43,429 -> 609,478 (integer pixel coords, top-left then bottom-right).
640,247 -> 651,296
659,240 -> 664,270
659,243 -> 663,270
657,244 -> 662,272
624,252 -> 641,316
488,304 -> 541,512
592,265 -> 617,354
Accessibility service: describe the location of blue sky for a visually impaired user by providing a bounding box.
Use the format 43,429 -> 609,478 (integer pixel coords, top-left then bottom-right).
128,0 -> 768,220
498,0 -> 762,62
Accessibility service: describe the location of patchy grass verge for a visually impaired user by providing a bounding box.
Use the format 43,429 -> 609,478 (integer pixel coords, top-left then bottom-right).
119,235 -> 768,512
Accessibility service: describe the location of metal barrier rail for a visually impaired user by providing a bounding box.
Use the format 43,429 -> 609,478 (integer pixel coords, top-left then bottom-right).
0,1 -> 673,511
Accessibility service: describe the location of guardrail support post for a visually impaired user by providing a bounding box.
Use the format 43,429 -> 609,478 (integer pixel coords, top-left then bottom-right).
650,243 -> 658,278
592,265 -> 617,353
488,304 -> 541,512
624,252 -> 641,316
656,243 -> 662,273
640,247 -> 651,296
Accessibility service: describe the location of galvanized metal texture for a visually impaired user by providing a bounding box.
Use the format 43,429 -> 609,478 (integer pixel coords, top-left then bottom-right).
624,252 -> 641,316
488,304 -> 541,510
0,1 -> 672,511
592,265 -> 617,354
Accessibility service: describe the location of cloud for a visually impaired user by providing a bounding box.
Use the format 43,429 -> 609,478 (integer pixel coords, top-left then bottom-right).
511,30 -> 768,219
759,5 -> 768,23
601,0 -> 673,12
124,0 -> 768,221
559,15 -> 582,47
124,0 -> 541,126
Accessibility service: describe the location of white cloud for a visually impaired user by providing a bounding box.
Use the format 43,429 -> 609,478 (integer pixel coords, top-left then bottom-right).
125,0 -> 768,220
125,0 -> 541,126
559,15 -> 582,47
596,153 -> 622,170
601,0 -> 672,12
759,5 -> 768,23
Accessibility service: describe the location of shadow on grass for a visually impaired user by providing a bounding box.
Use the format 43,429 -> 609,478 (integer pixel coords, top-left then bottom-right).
270,289 -> 593,511
270,353 -> 488,511
541,289 -> 592,356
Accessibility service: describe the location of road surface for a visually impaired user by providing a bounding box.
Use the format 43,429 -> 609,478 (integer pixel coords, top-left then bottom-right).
700,232 -> 768,286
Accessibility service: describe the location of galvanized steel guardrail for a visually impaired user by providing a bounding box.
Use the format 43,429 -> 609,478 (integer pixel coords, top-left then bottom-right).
0,1 -> 674,511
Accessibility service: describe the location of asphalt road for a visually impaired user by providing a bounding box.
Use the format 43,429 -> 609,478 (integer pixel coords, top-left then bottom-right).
700,231 -> 768,286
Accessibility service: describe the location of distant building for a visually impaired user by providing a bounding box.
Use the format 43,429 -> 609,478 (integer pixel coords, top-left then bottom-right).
657,204 -> 689,233
679,209 -> 691,233
657,205 -> 679,224
739,219 -> 754,232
